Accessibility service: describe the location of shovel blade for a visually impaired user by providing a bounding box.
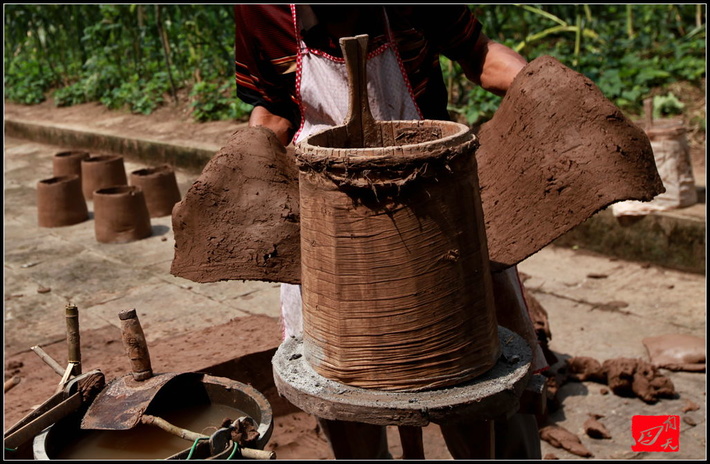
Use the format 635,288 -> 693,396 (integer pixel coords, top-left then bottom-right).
80,373 -> 179,430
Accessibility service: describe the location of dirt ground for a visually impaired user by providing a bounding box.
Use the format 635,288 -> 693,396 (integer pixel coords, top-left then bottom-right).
4,87 -> 705,460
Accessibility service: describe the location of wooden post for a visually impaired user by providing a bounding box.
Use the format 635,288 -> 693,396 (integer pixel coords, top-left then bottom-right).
398,426 -> 425,459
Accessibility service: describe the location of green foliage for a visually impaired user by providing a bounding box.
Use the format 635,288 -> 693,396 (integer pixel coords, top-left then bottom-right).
4,4 -> 707,126
653,92 -> 685,118
457,4 -> 706,125
4,58 -> 54,104
189,80 -> 252,122
4,4 -> 238,122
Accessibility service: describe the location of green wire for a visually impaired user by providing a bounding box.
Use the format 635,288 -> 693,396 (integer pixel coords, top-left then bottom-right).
227,442 -> 240,460
186,437 -> 209,459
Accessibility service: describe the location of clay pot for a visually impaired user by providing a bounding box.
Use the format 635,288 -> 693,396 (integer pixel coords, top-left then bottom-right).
52,150 -> 90,180
81,155 -> 128,200
36,175 -> 89,228
129,165 -> 181,217
93,185 -> 152,243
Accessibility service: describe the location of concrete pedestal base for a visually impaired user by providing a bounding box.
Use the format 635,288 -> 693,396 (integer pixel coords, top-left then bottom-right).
272,326 -> 532,427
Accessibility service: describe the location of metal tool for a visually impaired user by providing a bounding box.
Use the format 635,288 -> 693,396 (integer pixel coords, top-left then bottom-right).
3,369 -> 105,451
81,308 -> 190,430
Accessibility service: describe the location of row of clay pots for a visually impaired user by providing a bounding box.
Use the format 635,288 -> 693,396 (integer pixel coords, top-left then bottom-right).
38,151 -> 182,244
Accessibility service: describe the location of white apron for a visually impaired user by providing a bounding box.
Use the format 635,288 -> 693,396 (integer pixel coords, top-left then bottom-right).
280,5 -> 546,372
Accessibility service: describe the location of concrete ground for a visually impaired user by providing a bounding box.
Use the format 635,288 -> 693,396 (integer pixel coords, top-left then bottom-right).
3,103 -> 706,460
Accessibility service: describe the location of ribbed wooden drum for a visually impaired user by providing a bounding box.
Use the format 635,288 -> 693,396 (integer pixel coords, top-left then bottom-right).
296,119 -> 500,391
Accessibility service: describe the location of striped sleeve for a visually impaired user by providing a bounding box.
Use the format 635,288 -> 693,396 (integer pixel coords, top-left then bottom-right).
234,5 -> 300,126
406,6 -> 482,61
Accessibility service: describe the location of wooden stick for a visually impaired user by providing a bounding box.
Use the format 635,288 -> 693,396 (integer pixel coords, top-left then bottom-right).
340,34 -> 380,148
30,345 -> 65,376
119,309 -> 153,381
141,415 -> 276,459
240,447 -> 276,460
644,97 -> 654,129
4,375 -> 21,393
141,414 -> 204,442
398,425 -> 425,459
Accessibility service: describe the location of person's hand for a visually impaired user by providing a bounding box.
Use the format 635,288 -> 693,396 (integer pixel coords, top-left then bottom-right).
459,33 -> 527,96
249,106 -> 294,146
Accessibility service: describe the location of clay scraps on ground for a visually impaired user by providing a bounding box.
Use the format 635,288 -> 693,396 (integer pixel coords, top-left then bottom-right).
539,424 -> 594,458
642,334 -> 706,372
521,285 -> 558,366
682,399 -> 701,427
583,414 -> 612,439
564,356 -> 676,404
682,399 -> 700,413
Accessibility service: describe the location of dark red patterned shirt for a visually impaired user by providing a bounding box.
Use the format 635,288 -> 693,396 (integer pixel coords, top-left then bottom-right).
234,5 -> 482,138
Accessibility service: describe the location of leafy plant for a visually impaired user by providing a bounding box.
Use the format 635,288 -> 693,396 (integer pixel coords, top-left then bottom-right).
4,58 -> 53,104
4,4 -> 706,126
653,92 -> 685,118
189,80 -> 252,122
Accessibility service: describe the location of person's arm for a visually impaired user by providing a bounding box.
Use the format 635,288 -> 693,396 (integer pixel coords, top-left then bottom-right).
459,32 -> 527,96
234,5 -> 299,146
249,105 -> 294,147
405,6 -> 526,97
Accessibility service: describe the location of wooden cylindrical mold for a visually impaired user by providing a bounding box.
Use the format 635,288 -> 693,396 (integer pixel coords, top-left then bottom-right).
93,185 -> 152,243
36,175 -> 89,228
53,150 -> 90,180
296,120 -> 500,391
81,154 -> 128,200
129,165 -> 182,217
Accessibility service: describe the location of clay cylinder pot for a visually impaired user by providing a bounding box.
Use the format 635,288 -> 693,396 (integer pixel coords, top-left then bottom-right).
53,150 -> 90,180
81,155 -> 128,200
36,175 -> 89,227
93,185 -> 152,243
296,120 -> 500,392
129,165 -> 182,217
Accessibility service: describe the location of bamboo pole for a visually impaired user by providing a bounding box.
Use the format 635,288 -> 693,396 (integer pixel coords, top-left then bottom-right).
4,375 -> 21,393
30,345 -> 65,377
65,303 -> 81,375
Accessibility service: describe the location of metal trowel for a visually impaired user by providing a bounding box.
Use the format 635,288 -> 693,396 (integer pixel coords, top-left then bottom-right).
80,308 -> 195,430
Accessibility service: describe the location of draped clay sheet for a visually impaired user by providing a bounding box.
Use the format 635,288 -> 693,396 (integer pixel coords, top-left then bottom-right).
170,126 -> 301,284
476,55 -> 664,270
171,55 -> 664,284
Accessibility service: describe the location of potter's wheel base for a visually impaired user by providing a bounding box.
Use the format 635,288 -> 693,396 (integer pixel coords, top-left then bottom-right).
272,326 -> 532,426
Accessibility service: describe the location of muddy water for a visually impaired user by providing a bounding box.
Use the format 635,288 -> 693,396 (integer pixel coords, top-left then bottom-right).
54,403 -> 248,460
